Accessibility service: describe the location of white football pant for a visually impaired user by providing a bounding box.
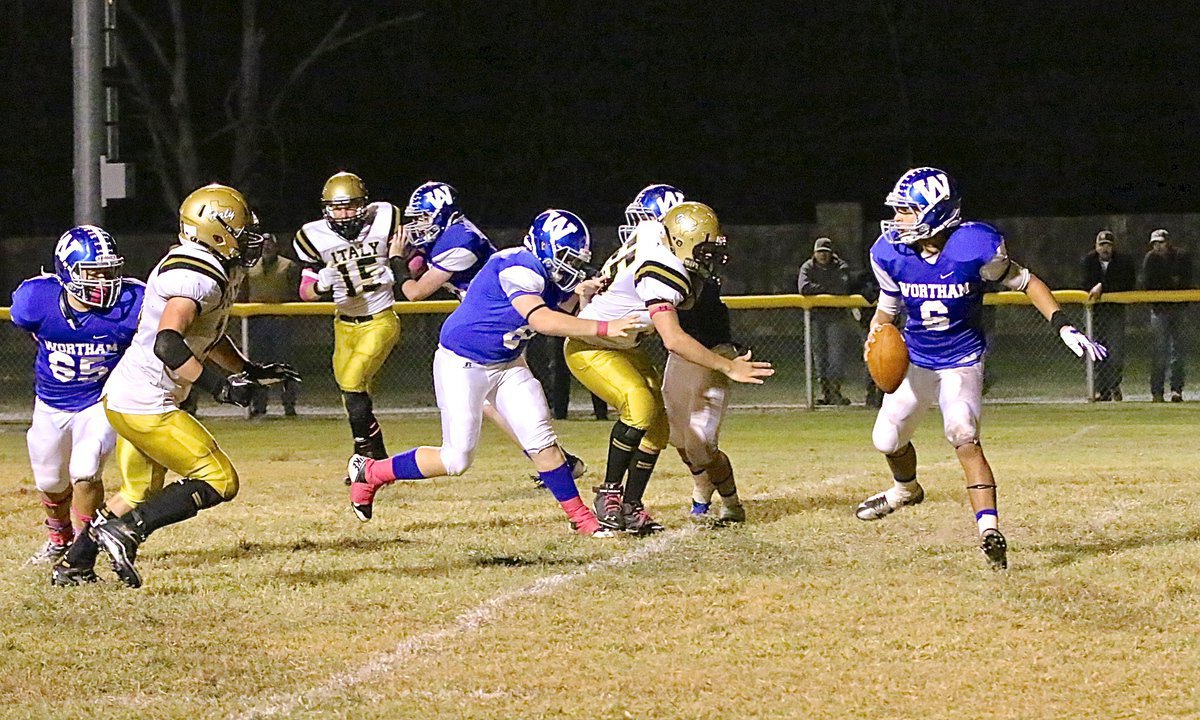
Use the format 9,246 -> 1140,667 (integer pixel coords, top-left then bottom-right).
663,352 -> 730,468
432,346 -> 558,476
26,399 -> 116,494
872,362 -> 984,454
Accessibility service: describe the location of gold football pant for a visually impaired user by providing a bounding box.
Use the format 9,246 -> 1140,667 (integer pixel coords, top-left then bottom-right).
333,311 -> 401,393
104,403 -> 239,508
563,339 -> 668,452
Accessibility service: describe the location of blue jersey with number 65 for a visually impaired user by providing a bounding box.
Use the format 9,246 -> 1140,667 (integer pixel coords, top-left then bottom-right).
439,247 -> 570,364
870,222 -> 1005,370
10,275 -> 143,412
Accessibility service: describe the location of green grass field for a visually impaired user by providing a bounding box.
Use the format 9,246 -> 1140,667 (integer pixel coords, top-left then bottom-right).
1,405 -> 1199,719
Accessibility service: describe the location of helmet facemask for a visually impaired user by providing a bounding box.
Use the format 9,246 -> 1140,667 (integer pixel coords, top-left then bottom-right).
323,198 -> 369,240
687,236 -> 729,282
66,257 -> 124,309
548,242 -> 592,292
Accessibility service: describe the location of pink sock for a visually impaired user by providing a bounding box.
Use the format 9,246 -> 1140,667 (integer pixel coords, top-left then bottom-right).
559,496 -> 586,516
365,458 -> 396,485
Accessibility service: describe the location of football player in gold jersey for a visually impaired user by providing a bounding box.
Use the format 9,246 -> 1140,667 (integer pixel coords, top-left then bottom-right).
296,172 -> 403,465
54,184 -> 300,587
567,201 -> 773,534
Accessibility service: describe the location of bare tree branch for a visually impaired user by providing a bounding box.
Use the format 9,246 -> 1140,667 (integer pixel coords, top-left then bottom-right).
116,1 -> 172,77
265,11 -> 422,123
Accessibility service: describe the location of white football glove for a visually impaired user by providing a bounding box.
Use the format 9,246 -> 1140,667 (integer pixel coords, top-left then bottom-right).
369,263 -> 395,286
1060,325 -> 1108,362
316,266 -> 344,293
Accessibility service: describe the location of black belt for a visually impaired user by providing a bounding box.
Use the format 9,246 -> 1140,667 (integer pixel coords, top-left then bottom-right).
337,310 -> 389,324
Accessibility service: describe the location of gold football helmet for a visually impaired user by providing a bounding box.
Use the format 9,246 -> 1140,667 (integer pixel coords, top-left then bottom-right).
660,201 -> 729,279
178,183 -> 255,264
321,171 -> 369,239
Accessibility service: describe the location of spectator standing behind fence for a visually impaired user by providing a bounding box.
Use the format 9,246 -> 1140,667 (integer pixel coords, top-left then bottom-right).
1081,230 -> 1136,401
1141,228 -> 1193,402
240,234 -> 301,416
798,237 -> 853,405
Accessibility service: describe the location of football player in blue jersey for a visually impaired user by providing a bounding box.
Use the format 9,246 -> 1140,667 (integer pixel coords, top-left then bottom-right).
397,182 -> 589,483
10,226 -> 143,569
396,181 -> 497,302
348,209 -> 641,536
856,167 -> 1107,569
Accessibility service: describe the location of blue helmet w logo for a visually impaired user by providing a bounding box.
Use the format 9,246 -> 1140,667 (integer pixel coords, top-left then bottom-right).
881,167 -> 962,244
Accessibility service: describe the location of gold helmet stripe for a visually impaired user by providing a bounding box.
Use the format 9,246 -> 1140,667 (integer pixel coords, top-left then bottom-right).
635,261 -> 691,299
159,257 -> 229,295
294,228 -> 320,263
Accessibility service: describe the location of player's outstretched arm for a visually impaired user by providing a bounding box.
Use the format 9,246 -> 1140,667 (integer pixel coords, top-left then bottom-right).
509,294 -> 641,340
651,303 -> 774,384
1024,273 -> 1108,362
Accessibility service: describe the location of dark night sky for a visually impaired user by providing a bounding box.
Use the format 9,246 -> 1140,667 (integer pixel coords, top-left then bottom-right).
2,1 -> 1199,236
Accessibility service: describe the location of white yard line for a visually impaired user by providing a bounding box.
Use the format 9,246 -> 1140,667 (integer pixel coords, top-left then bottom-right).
232,529 -> 690,719
232,482 -> 815,720
231,426 -> 1095,719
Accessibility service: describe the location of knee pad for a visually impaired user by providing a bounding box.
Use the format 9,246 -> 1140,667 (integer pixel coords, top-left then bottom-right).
872,419 -> 904,455
439,447 -> 474,476
642,415 -> 670,454
33,467 -> 70,495
71,472 -> 103,487
943,408 -> 979,448
683,435 -> 718,469
67,448 -> 104,484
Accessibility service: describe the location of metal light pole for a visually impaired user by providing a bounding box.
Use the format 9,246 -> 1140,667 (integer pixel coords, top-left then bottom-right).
73,0 -> 104,225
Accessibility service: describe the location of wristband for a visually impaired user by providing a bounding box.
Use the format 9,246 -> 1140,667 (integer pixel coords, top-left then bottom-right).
1049,310 -> 1071,331
597,320 -> 609,337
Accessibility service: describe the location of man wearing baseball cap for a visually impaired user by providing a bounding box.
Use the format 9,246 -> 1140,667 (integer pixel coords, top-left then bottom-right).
1141,228 -> 1193,402
1081,230 -> 1136,400
798,237 -> 853,405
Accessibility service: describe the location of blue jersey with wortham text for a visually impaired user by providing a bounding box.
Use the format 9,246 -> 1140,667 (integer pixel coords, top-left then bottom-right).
439,247 -> 570,364
428,218 -> 497,298
9,275 -> 144,411
870,222 -> 1005,370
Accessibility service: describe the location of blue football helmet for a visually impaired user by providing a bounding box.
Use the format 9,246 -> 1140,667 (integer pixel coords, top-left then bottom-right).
620,184 -> 686,243
880,167 -> 962,244
523,209 -> 592,292
403,181 -> 461,249
54,225 -> 124,309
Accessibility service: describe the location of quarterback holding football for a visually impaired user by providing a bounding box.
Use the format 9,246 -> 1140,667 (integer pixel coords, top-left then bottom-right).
857,167 -> 1106,569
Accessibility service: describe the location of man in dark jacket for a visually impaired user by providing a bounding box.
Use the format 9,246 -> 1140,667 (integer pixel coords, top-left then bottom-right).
1141,228 -> 1193,402
798,237 -> 853,405
1081,230 -> 1137,400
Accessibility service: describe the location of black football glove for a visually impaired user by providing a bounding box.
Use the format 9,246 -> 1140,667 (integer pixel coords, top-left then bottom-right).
244,362 -> 302,385
212,372 -> 257,407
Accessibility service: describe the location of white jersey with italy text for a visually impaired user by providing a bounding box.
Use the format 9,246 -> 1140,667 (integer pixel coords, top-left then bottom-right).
104,243 -> 245,414
293,201 -> 399,317
578,220 -> 694,350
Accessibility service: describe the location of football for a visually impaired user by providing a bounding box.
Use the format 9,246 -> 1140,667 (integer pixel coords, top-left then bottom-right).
865,323 -> 909,393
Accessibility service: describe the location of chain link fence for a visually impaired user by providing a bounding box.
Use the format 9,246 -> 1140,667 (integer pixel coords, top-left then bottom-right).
3,292 -> 1200,419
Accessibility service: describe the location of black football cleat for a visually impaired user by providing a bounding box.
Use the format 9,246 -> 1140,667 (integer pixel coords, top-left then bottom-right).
593,485 -> 625,531
621,502 -> 665,536
51,561 -> 99,587
92,511 -> 143,588
980,528 -> 1008,571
